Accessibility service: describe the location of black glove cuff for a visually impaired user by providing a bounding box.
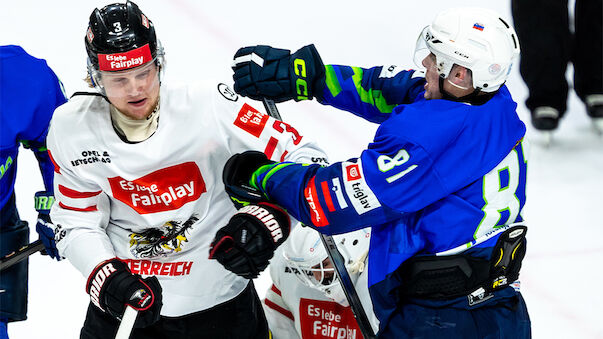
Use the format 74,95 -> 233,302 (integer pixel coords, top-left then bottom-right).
223,151 -> 274,208
209,202 -> 291,279
86,259 -> 129,312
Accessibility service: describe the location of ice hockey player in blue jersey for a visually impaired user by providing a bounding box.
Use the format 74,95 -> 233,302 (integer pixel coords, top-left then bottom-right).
212,7 -> 531,338
0,45 -> 66,337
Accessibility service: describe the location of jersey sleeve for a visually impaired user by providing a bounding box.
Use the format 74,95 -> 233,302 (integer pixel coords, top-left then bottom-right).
17,59 -> 67,193
263,260 -> 300,339
21,140 -> 57,192
248,129 -> 450,235
212,83 -> 328,165
14,57 -> 67,142
247,159 -> 396,235
318,65 -> 425,123
47,121 -> 115,277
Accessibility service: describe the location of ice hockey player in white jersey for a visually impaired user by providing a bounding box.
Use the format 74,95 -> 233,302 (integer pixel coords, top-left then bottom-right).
46,2 -> 326,338
263,225 -> 378,339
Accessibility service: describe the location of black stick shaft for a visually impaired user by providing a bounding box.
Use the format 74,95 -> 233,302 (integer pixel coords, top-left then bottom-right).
0,240 -> 45,272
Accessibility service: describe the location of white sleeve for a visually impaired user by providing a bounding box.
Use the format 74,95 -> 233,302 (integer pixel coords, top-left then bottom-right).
47,121 -> 115,278
211,83 -> 328,165
262,261 -> 301,339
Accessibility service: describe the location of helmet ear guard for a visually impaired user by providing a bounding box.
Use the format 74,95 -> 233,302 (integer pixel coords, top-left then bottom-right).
155,39 -> 166,83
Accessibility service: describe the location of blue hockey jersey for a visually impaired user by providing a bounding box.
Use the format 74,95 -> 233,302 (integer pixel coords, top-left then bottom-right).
249,65 -> 527,324
0,45 -> 67,209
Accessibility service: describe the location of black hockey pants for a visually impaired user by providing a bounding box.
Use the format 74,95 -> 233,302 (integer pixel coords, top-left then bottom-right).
80,280 -> 269,339
512,0 -> 603,114
0,194 -> 30,322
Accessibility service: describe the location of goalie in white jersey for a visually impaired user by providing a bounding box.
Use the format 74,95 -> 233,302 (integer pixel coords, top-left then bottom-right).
263,225 -> 379,339
46,1 -> 327,338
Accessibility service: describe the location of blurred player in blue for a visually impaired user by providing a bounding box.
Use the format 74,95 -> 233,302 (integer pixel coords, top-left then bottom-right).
211,7 -> 531,338
0,45 -> 67,338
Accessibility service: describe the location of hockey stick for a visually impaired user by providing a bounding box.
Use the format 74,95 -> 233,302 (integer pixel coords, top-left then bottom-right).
319,235 -> 376,339
115,305 -> 138,339
261,98 -> 376,339
0,240 -> 44,272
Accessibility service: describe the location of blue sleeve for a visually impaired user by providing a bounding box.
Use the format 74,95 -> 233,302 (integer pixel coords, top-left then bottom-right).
21,140 -> 56,192
318,64 -> 425,123
249,135 -> 448,234
360,136 -> 448,212
248,102 -> 488,235
1,46 -> 67,195
248,114 -> 454,235
23,64 -> 67,193
251,160 -> 405,235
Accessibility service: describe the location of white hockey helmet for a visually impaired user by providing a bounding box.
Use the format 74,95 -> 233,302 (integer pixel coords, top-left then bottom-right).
414,7 -> 520,92
283,225 -> 370,306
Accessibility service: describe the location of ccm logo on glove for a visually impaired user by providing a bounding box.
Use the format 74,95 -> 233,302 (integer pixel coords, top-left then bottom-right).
238,204 -> 284,243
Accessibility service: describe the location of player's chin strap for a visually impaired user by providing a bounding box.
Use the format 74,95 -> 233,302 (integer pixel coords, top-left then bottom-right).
70,91 -> 109,101
348,249 -> 369,274
438,77 -> 496,105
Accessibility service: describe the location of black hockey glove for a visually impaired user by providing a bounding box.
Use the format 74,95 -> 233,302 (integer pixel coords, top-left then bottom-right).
223,151 -> 274,209
87,258 -> 163,328
209,203 -> 291,279
34,191 -> 60,260
232,44 -> 325,102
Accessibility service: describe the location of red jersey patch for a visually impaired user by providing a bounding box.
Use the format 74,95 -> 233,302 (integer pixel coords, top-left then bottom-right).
320,181 -> 336,212
299,298 -> 364,339
98,44 -> 153,71
233,103 -> 269,137
304,177 -> 329,227
108,162 -> 206,214
345,164 -> 361,181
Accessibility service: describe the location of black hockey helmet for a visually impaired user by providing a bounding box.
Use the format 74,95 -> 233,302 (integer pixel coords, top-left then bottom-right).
85,1 -> 159,72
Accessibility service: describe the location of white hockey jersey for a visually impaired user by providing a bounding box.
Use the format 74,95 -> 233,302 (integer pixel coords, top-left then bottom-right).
46,81 -> 328,317
263,245 -> 379,339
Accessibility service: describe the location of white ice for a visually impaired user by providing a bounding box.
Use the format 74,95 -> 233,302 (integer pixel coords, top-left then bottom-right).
1,0 -> 602,338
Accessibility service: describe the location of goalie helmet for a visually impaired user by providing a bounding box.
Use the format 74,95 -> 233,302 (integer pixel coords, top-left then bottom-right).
414,7 -> 520,92
283,225 -> 370,306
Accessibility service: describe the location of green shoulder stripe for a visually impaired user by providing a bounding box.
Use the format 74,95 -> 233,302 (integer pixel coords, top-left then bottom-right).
325,65 -> 343,98
325,65 -> 396,113
250,163 -> 296,193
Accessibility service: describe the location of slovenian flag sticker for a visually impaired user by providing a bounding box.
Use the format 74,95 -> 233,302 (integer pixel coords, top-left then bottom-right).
473,23 -> 484,31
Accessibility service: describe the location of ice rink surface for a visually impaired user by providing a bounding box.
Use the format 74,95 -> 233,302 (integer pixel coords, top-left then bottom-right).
1,0 -> 602,338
